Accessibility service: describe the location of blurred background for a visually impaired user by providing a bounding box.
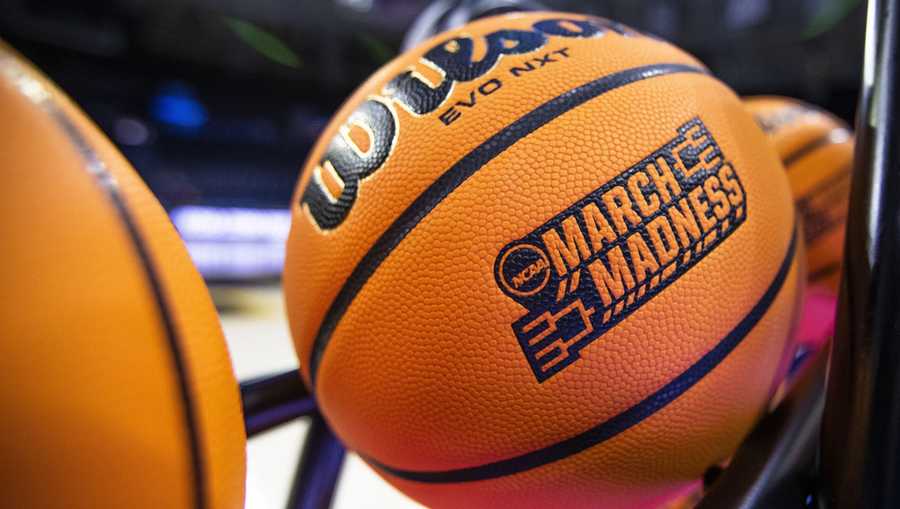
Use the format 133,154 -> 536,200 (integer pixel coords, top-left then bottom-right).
0,0 -> 864,507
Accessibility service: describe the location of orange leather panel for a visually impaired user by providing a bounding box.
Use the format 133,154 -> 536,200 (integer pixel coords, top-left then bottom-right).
285,14 -> 707,387
0,43 -> 245,509
286,13 -> 800,508
746,96 -> 853,292
384,252 -> 801,509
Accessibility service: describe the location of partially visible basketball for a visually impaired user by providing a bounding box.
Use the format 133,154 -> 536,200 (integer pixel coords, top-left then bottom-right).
285,13 -> 803,508
746,96 -> 853,293
0,43 -> 245,508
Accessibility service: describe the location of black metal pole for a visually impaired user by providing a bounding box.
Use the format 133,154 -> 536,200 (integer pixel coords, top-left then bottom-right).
697,348 -> 826,509
401,0 -> 544,51
240,369 -> 317,436
287,413 -> 346,509
820,0 -> 900,507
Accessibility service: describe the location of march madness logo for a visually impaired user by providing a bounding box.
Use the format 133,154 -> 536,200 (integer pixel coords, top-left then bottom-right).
494,118 -> 747,382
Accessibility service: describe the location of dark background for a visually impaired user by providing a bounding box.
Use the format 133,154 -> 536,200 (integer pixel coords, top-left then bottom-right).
0,0 -> 865,279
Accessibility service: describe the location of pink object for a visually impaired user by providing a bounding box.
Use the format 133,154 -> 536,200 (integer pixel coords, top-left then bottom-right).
795,285 -> 839,351
768,285 -> 839,407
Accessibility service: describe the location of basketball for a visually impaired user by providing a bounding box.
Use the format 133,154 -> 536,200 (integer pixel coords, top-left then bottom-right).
745,96 -> 853,293
0,44 -> 245,508
285,12 -> 802,509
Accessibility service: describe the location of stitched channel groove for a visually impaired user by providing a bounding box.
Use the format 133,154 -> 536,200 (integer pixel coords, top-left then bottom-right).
366,224 -> 798,483
308,62 -> 710,385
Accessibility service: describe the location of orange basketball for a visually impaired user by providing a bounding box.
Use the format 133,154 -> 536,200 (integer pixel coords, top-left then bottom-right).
285,13 -> 802,508
0,43 -> 245,508
745,96 -> 853,293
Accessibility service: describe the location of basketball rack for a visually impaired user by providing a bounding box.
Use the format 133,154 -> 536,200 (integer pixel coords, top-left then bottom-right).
239,0 -> 900,507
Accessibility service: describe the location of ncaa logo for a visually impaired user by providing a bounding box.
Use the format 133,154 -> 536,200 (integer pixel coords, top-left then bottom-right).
496,243 -> 551,298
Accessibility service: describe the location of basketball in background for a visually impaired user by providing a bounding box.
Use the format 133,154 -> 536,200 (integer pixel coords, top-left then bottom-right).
0,43 -> 246,509
746,96 -> 853,293
285,13 -> 803,508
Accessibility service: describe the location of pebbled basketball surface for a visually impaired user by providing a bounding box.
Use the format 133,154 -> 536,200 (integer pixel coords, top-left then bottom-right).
286,12 -> 802,508
745,96 -> 853,292
0,43 -> 245,509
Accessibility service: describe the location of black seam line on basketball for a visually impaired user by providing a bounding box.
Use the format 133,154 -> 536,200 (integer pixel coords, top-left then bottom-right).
796,164 -> 852,203
307,62 -> 710,386
363,223 -> 798,484
32,84 -> 207,506
783,129 -> 847,168
810,261 -> 841,282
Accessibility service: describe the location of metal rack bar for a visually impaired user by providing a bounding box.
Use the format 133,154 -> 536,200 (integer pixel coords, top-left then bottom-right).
241,369 -> 317,437
287,413 -> 346,509
820,0 -> 900,507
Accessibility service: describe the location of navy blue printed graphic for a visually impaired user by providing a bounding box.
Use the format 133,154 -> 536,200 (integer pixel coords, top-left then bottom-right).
305,63 -> 708,386
369,222 -> 795,483
494,118 -> 747,382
